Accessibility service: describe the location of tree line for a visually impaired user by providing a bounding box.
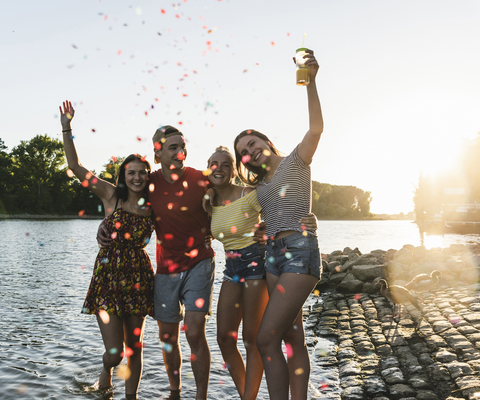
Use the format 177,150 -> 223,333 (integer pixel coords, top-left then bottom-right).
0,135 -> 372,219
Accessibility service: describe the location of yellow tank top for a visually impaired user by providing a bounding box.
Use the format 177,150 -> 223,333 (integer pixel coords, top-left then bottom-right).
211,189 -> 262,250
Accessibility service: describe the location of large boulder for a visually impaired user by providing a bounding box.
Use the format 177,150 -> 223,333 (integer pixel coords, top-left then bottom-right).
351,264 -> 385,282
393,247 -> 414,266
337,273 -> 364,293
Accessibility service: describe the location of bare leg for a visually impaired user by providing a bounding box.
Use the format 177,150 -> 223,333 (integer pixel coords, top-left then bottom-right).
184,310 -> 210,400
96,314 -> 125,389
216,281 -> 245,397
124,316 -> 146,396
284,312 -> 311,399
241,279 -> 268,400
157,321 -> 182,391
257,272 -> 318,400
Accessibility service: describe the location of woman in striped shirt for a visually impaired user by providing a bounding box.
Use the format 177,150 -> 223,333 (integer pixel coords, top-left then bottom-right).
233,49 -> 323,400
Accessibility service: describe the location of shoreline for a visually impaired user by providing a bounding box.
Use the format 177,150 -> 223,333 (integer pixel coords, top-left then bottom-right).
0,213 -> 412,222
0,214 -> 103,220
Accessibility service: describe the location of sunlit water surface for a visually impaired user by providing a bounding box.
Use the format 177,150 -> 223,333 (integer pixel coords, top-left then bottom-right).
1,219 -> 479,399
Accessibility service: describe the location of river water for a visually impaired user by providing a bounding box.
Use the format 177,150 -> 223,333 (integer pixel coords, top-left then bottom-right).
1,219 -> 480,399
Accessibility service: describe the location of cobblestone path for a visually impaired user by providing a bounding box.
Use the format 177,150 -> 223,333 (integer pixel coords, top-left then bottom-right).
305,285 -> 480,400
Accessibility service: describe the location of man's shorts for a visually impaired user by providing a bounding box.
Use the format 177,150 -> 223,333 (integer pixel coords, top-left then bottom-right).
154,257 -> 215,323
265,231 -> 321,279
223,242 -> 266,285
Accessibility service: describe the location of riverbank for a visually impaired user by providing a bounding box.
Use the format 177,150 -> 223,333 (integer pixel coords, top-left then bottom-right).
308,243 -> 480,399
0,213 -> 103,220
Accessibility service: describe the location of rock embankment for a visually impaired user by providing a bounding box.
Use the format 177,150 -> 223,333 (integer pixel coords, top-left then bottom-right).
305,243 -> 480,400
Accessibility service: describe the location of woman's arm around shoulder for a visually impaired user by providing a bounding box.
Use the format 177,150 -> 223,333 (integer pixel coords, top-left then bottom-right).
297,50 -> 324,166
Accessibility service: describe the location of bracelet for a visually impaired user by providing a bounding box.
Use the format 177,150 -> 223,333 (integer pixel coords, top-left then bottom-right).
62,129 -> 72,133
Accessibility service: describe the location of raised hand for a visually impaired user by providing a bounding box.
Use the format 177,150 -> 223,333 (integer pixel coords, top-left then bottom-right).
59,100 -> 75,130
303,49 -> 319,80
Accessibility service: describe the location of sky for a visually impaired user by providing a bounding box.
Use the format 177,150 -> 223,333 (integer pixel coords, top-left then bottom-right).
1,0 -> 480,214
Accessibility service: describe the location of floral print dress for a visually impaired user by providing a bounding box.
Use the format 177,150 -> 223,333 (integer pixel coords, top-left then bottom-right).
82,208 -> 155,318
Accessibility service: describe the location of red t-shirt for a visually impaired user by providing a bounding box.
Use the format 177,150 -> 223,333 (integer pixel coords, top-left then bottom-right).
149,167 -> 215,274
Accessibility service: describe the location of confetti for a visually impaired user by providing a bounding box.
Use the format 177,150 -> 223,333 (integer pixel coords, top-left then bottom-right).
115,222 -> 121,229
78,210 -> 85,216
195,298 -> 205,308
295,368 -> 304,375
165,233 -> 174,240
124,232 -> 131,239
277,284 -> 285,294
116,364 -> 131,380
134,328 -> 141,336
189,249 -> 199,258
190,354 -> 197,362
99,310 -> 110,324
162,342 -> 173,352
187,237 -> 194,247
242,155 -> 251,164
171,174 -> 179,181
66,169 -> 74,177
285,343 -> 293,358
167,203 -> 174,210
121,347 -> 134,357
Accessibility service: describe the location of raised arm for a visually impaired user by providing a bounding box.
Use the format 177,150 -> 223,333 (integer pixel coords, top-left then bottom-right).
297,50 -> 324,165
59,100 -> 115,204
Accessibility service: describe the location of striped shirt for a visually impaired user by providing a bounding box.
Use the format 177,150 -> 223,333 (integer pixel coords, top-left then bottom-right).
257,145 -> 312,238
211,189 -> 262,250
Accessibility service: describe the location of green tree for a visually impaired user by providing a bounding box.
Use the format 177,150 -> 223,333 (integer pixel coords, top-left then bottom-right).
311,181 -> 372,219
99,156 -> 125,184
0,138 -> 13,213
10,134 -> 71,214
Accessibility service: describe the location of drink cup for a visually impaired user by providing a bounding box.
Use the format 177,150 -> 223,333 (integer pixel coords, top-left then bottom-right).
296,48 -> 310,86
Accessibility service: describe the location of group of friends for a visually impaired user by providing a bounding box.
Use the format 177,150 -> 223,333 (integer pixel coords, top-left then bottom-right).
59,49 -> 323,400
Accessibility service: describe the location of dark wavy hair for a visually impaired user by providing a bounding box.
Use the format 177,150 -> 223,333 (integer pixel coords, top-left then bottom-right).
233,129 -> 281,185
114,154 -> 151,202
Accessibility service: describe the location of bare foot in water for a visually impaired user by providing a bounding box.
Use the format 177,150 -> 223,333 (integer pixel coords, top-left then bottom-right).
97,366 -> 112,390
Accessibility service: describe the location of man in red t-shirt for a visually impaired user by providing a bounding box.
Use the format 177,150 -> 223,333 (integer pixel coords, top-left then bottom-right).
97,125 -> 215,399
150,125 -> 215,399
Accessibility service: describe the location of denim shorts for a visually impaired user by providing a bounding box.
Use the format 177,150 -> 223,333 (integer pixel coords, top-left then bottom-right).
265,231 -> 321,279
154,257 -> 215,323
223,242 -> 266,285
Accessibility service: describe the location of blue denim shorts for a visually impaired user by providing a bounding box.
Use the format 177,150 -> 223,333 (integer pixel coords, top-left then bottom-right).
223,242 -> 266,285
265,231 -> 321,279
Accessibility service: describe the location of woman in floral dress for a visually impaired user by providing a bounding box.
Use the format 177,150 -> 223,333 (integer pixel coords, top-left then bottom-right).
59,100 -> 154,400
